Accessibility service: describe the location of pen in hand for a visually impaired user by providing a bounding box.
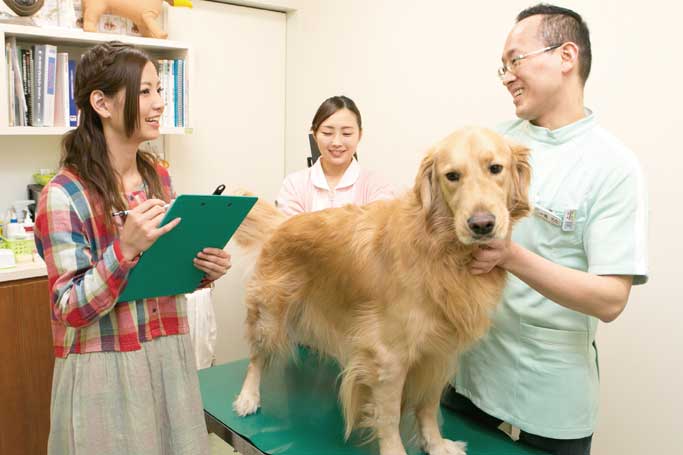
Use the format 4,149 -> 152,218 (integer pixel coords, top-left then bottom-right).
112,203 -> 170,218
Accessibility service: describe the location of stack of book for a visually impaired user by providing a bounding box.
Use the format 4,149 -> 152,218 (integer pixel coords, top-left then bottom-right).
5,37 -> 77,127
5,38 -> 187,129
158,59 -> 188,129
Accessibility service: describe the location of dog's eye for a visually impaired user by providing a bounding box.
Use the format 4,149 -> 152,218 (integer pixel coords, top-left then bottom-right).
445,172 -> 460,182
489,164 -> 503,174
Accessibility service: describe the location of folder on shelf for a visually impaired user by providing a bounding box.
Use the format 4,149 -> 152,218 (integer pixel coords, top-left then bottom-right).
54,52 -> 69,127
7,37 -> 27,126
117,194 -> 257,302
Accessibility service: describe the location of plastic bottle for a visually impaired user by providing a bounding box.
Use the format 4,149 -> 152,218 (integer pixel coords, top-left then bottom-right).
22,210 -> 34,234
5,211 -> 23,239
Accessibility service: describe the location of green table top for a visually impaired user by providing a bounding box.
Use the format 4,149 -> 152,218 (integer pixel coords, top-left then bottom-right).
198,348 -> 546,455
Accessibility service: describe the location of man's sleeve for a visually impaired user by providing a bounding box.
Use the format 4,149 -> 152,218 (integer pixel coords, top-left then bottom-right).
583,160 -> 648,285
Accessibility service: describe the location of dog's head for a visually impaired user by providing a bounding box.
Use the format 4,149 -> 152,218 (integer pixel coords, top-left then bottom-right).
413,127 -> 531,245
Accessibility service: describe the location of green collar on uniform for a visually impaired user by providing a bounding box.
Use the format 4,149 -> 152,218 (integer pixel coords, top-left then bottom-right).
523,108 -> 596,145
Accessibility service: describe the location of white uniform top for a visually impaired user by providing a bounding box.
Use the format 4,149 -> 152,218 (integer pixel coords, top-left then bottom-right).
456,110 -> 648,439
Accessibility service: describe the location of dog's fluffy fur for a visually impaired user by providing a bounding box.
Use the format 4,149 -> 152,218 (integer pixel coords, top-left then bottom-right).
232,127 -> 531,455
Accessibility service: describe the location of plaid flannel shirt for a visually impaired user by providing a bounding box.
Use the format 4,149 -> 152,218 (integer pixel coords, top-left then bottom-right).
35,166 -> 191,358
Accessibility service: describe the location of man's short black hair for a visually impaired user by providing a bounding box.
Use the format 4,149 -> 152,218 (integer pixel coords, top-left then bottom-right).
517,3 -> 592,84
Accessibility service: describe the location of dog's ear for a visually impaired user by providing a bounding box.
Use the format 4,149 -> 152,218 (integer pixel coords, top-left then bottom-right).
413,148 -> 437,213
507,139 -> 532,221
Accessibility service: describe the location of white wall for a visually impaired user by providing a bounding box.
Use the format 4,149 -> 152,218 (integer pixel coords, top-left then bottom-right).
0,136 -> 61,214
166,1 -> 286,364
284,1 -> 682,454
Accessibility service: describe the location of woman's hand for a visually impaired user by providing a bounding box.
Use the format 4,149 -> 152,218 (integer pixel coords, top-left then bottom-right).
194,248 -> 232,282
119,199 -> 181,261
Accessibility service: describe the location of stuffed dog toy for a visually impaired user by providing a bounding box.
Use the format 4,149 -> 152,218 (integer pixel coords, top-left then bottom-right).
82,0 -> 168,39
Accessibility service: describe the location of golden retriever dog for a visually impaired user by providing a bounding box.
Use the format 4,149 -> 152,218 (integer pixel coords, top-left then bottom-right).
232,127 -> 531,455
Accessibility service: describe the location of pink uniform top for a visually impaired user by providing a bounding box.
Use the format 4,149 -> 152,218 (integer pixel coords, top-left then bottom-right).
275,158 -> 395,216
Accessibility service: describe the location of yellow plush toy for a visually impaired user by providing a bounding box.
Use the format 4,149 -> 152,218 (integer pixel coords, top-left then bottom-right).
81,0 -> 168,39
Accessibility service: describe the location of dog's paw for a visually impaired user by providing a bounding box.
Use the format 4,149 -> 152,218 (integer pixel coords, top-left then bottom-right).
427,439 -> 467,455
378,444 -> 408,455
232,392 -> 260,416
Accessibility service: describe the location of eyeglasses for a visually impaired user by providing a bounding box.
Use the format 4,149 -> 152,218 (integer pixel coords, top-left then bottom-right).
497,44 -> 562,80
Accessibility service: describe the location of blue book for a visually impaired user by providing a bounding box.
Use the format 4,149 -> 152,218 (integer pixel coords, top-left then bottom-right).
68,59 -> 77,126
174,59 -> 183,127
179,59 -> 185,127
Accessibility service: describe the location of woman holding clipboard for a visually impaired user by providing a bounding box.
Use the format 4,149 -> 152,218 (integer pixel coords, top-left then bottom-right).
34,42 -> 230,455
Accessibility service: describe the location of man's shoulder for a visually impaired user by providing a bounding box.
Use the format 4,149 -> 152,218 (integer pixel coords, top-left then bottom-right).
585,125 -> 642,173
588,125 -> 631,152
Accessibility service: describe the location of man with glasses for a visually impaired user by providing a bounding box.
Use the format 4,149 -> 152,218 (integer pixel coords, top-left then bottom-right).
442,4 -> 648,455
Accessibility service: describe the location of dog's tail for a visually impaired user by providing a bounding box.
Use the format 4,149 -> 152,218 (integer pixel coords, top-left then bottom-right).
232,189 -> 287,253
339,351 -> 378,443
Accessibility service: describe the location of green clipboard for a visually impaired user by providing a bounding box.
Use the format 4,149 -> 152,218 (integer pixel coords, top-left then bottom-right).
117,194 -> 257,302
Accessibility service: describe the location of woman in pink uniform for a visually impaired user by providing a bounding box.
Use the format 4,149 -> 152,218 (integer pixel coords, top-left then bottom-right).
276,96 -> 394,215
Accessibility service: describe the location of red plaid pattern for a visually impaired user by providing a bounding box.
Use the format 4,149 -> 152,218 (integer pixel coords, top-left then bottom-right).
35,166 -> 191,358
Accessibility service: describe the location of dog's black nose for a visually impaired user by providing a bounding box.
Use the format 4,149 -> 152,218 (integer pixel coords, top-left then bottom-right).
467,213 -> 496,236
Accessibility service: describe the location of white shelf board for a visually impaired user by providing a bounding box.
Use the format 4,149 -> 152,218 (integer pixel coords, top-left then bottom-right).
0,126 -> 70,135
0,126 -> 193,136
0,24 -> 189,51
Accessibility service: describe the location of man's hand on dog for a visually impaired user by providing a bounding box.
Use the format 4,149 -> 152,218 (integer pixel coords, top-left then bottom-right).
470,238 -> 514,275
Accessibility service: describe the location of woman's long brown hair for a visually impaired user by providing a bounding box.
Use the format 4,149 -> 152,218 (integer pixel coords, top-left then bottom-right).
60,41 -> 166,229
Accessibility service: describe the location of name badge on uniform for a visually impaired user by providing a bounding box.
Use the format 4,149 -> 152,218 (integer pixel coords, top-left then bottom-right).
562,209 -> 577,232
534,205 -> 561,226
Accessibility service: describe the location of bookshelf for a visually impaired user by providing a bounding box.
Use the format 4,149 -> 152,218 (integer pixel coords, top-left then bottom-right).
0,23 -> 192,135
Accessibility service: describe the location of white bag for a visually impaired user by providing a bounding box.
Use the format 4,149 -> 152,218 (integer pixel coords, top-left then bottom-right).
185,287 -> 217,370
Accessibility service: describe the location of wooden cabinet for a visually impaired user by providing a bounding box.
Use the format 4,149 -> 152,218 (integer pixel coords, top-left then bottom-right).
0,276 -> 53,455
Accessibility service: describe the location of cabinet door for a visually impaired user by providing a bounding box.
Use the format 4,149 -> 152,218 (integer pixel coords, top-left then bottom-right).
0,277 -> 54,455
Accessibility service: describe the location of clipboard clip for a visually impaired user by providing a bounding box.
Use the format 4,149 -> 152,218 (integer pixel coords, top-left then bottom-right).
212,184 -> 226,195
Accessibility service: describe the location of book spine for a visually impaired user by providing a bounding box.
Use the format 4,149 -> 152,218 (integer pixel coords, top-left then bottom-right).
33,45 -> 44,127
183,58 -> 189,128
53,52 -> 70,127
14,43 -> 26,126
21,49 -> 32,126
27,48 -> 34,126
6,43 -> 15,126
19,49 -> 28,124
178,59 -> 184,128
68,59 -> 77,127
43,45 -> 57,127
168,60 -> 174,128
173,59 -> 180,127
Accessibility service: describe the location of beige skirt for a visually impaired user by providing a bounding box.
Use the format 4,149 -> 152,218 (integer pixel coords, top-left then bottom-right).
48,334 -> 209,455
